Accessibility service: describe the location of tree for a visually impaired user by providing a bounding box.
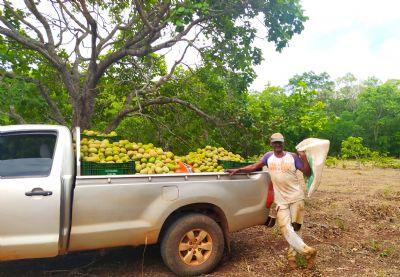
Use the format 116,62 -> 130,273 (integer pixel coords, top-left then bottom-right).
318,111 -> 363,155
247,82 -> 328,151
288,71 -> 334,101
0,0 -> 307,129
355,80 -> 400,155
340,136 -> 372,159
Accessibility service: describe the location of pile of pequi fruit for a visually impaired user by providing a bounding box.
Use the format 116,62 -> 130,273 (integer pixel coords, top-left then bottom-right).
82,129 -> 118,137
80,137 -> 179,174
80,130 -> 245,174
180,146 -> 244,173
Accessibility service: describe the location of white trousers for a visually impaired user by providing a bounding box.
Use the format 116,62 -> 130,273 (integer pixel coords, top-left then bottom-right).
276,200 -> 314,260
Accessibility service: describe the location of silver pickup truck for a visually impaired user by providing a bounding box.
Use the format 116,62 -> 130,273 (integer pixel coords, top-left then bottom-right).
0,124 -> 271,276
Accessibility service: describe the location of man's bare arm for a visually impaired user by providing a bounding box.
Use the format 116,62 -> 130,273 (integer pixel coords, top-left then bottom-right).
226,160 -> 265,176
297,151 -> 311,177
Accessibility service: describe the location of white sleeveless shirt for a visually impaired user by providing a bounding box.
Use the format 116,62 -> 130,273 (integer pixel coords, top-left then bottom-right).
261,152 -> 305,204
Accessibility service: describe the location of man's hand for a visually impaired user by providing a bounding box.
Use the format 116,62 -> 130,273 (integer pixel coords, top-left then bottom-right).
297,150 -> 307,160
296,150 -> 311,177
225,168 -> 240,176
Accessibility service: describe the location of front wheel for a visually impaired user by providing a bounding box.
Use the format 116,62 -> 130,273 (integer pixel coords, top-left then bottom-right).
160,213 -> 225,276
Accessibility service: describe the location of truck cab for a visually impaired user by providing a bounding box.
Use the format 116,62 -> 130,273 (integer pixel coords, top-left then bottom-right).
0,125 -> 74,260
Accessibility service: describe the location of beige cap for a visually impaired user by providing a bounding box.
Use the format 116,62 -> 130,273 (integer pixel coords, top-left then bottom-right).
270,132 -> 284,142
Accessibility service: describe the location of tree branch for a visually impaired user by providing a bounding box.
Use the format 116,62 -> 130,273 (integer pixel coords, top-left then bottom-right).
8,105 -> 26,124
105,96 -> 230,132
155,31 -> 202,89
56,0 -> 89,32
3,0 -> 45,43
150,17 -> 205,52
134,0 -> 155,31
94,2 -> 183,84
24,0 -> 54,46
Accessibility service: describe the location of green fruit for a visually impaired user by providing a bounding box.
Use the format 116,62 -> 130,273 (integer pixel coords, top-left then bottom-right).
106,156 -> 114,162
149,150 -> 157,157
140,168 -> 148,174
125,144 -> 133,150
167,163 -> 176,170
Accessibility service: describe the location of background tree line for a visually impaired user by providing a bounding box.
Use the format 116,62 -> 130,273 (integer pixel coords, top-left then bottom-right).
2,60 -> 399,158
0,1 -> 398,159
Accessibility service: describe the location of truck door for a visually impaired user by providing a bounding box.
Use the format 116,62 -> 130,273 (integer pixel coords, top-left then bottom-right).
0,131 -> 61,261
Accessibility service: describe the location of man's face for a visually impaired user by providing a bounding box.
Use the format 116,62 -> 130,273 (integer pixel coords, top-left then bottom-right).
270,141 -> 284,152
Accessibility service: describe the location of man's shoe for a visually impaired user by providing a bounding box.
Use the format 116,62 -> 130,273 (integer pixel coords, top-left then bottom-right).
265,216 -> 276,228
305,247 -> 317,269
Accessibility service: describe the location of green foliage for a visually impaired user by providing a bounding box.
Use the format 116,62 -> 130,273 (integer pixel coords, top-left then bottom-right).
288,71 -> 334,101
248,82 -> 328,151
355,80 -> 400,155
369,156 -> 400,169
325,156 -> 339,167
341,137 -> 374,159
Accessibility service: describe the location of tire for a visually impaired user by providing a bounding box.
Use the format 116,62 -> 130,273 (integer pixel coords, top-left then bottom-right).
160,213 -> 225,276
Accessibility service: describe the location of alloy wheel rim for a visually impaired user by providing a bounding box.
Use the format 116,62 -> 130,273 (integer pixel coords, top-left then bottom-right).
178,228 -> 213,266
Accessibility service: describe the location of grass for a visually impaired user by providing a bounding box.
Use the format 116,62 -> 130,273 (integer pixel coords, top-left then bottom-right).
326,157 -> 400,169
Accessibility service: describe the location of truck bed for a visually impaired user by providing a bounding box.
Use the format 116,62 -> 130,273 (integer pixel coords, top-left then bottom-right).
68,171 -> 270,252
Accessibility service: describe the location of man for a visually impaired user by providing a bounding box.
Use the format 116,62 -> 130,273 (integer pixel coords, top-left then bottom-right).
226,133 -> 317,269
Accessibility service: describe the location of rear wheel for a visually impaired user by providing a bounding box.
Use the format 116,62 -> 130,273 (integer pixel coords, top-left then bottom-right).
160,213 -> 225,276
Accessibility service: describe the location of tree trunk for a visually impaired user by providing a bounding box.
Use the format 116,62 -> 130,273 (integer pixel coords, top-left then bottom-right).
69,81 -> 99,130
71,94 -> 92,130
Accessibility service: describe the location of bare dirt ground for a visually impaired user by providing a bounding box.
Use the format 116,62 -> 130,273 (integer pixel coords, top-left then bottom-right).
1,167 -> 399,277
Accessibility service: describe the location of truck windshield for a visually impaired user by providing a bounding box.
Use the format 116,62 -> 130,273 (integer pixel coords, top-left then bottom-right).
0,132 -> 57,177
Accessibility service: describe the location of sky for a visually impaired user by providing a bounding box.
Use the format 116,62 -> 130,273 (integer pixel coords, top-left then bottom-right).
250,0 -> 400,90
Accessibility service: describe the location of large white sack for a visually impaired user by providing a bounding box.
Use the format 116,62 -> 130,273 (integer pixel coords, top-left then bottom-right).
295,138 -> 330,197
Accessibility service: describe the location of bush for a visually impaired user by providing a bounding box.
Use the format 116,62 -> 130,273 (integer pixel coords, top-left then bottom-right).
333,137 -> 400,169
325,156 -> 339,167
341,136 -> 373,159
370,157 -> 400,169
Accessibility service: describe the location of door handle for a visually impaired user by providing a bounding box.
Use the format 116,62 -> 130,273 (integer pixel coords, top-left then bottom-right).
25,187 -> 53,197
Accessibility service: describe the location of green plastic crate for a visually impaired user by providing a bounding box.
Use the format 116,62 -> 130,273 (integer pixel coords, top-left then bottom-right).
81,134 -> 121,143
81,161 -> 135,175
218,160 -> 255,169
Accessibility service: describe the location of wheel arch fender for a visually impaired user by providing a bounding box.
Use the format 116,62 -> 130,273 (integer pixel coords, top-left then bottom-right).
158,202 -> 231,254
